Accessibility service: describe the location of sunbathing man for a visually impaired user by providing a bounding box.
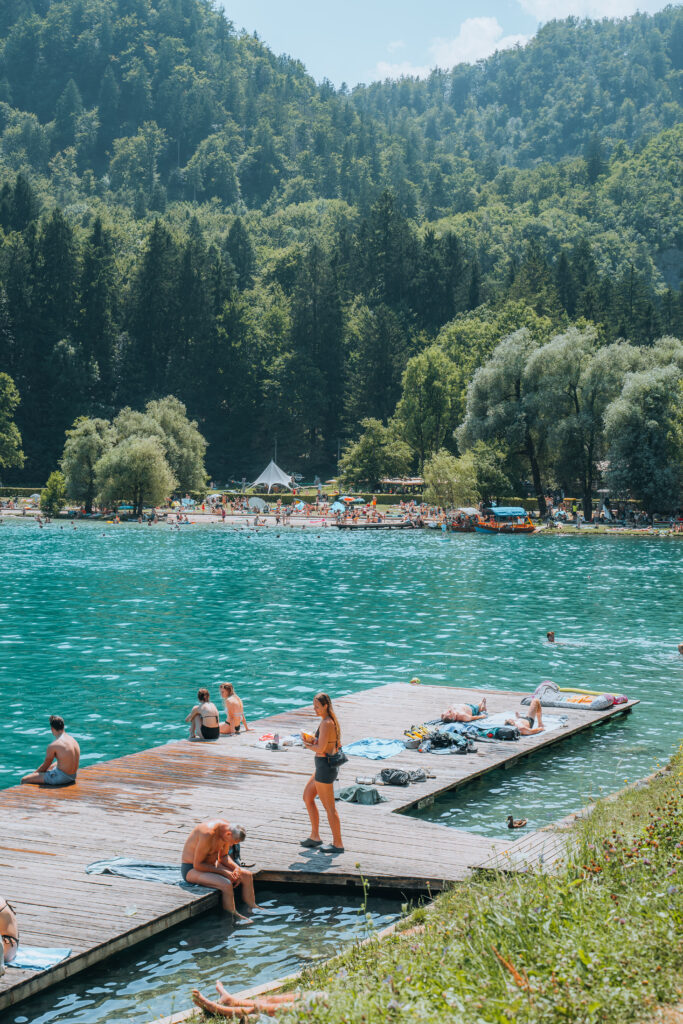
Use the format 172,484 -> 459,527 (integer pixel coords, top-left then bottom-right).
0,898 -> 19,974
506,697 -> 545,735
21,715 -> 80,786
181,819 -> 258,923
192,981 -> 323,1018
442,697 -> 487,722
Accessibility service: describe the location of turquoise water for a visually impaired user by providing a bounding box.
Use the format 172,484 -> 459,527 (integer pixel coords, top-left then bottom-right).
2,519 -> 682,1024
1,518 -> 682,834
7,888 -> 400,1024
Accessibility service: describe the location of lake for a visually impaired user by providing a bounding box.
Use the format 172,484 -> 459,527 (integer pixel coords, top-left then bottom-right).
1,518 -> 681,830
1,518 -> 681,1024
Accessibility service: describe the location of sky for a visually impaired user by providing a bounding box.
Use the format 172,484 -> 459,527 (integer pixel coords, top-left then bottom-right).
216,0 -> 672,86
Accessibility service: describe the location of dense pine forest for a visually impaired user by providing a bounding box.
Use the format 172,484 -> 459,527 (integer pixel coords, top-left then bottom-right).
0,0 -> 681,493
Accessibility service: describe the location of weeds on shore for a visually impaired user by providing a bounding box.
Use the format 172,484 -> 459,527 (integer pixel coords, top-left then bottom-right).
279,752 -> 683,1024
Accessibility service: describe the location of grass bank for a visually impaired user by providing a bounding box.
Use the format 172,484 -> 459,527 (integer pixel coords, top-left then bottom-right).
212,751 -> 683,1024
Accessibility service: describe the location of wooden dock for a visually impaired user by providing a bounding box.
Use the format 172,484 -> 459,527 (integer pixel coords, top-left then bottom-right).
0,683 -> 636,1012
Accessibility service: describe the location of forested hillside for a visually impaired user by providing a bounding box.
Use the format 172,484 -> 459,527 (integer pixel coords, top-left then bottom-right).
0,0 -> 681,484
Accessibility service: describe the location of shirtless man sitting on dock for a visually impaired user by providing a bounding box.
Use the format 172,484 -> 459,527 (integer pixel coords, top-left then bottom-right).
21,715 -> 80,786
181,820 -> 258,923
442,697 -> 488,722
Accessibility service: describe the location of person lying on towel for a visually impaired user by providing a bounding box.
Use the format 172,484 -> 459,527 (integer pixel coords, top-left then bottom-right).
506,697 -> 545,735
442,697 -> 487,722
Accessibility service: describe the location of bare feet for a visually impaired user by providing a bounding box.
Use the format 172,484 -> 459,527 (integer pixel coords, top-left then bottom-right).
480,697 -> 487,713
192,989 -> 251,1017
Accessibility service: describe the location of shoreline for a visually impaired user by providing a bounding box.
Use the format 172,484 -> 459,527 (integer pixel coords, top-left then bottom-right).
1,509 -> 681,537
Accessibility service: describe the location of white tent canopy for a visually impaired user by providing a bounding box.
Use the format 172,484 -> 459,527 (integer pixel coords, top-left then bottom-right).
250,460 -> 292,493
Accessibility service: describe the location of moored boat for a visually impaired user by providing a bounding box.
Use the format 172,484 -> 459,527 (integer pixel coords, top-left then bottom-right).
474,506 -> 535,534
449,507 -> 479,532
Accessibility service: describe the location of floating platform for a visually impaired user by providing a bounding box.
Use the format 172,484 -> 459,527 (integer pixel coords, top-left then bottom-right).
0,683 -> 636,1013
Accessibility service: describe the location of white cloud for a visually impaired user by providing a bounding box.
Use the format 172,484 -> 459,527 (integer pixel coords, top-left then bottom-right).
387,40 -> 406,54
431,18 -> 528,67
372,17 -> 527,81
375,59 -> 431,80
518,0 -> 665,18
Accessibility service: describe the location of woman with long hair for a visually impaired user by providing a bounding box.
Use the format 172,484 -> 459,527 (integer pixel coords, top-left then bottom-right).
301,692 -> 344,853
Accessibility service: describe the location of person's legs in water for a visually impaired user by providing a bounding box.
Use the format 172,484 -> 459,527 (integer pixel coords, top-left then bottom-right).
303,774 -> 321,843
216,981 -> 300,1008
316,780 -> 343,849
182,867 -> 253,924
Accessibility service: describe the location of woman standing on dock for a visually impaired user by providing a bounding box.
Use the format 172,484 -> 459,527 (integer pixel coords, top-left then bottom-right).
301,693 -> 344,854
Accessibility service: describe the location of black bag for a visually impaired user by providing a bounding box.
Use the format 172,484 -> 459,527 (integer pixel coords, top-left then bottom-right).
490,725 -> 520,741
327,749 -> 348,767
379,768 -> 410,786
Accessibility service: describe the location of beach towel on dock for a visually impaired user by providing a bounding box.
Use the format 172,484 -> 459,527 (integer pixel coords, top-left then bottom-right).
86,858 -> 211,893
7,946 -> 72,971
338,783 -> 386,804
342,738 -> 406,760
476,712 -> 568,734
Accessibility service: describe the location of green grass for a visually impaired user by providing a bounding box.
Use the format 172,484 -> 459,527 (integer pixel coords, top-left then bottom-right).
220,750 -> 683,1024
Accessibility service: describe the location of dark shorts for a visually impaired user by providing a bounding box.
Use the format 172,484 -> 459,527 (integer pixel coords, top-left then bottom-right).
315,755 -> 338,785
524,715 -> 534,729
234,724 -> 241,733
201,724 -> 220,740
180,862 -> 193,881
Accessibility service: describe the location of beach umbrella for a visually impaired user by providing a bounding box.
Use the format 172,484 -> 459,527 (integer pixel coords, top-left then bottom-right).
30,493 -> 40,500
248,497 -> 267,511
330,501 -> 345,512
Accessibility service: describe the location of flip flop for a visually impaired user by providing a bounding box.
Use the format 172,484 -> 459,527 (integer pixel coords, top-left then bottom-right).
299,838 -> 323,848
320,844 -> 345,854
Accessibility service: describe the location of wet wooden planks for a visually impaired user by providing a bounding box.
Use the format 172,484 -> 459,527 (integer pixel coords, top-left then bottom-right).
0,683 -> 636,1011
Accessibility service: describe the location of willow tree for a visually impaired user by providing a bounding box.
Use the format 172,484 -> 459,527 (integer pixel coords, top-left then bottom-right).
457,329 -> 546,514
95,435 -> 177,516
61,417 -> 113,513
0,372 -> 24,472
605,365 -> 683,513
524,329 -> 641,520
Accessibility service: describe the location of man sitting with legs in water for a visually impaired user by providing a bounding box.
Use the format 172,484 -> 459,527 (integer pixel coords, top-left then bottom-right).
441,697 -> 488,723
181,820 -> 258,923
21,715 -> 80,786
506,696 -> 545,735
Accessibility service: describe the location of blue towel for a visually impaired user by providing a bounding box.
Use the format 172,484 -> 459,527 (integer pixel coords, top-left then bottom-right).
8,946 -> 71,970
86,858 -> 208,894
342,738 -> 406,760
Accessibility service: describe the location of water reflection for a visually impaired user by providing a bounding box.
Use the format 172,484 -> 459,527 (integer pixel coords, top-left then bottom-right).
8,890 -> 400,1024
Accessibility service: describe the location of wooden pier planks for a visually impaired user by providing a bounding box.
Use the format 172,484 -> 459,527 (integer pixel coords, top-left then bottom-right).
0,683 -> 636,1011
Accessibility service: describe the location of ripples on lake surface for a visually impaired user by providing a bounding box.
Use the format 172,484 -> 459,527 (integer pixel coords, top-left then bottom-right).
1,519 -> 681,832
7,889 -> 399,1024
